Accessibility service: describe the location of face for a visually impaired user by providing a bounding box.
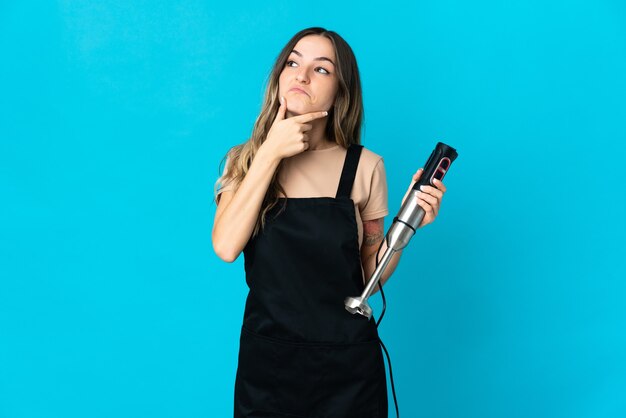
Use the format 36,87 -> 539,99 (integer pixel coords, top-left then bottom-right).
278,35 -> 339,116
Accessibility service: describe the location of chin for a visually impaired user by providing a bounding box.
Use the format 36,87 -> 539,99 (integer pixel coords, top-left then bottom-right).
287,104 -> 311,116
287,100 -> 320,114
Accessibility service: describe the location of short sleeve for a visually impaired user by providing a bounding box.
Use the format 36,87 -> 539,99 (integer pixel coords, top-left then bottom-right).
360,157 -> 389,221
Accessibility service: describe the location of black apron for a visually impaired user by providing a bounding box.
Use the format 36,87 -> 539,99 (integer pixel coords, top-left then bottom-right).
234,144 -> 388,418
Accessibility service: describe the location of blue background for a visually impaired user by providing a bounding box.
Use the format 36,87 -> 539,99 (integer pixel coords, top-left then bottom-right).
1,1 -> 625,417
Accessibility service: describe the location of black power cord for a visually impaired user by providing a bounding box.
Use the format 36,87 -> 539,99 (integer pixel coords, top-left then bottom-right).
374,237 -> 400,418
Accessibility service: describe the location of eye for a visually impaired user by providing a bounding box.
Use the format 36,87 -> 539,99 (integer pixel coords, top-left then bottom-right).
286,60 -> 331,75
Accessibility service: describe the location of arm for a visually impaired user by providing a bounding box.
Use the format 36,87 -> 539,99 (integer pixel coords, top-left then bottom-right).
359,169 -> 448,290
212,147 -> 281,262
360,218 -> 402,294
212,97 -> 329,263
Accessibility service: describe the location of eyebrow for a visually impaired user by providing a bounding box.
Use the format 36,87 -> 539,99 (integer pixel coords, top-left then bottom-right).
290,49 -> 335,66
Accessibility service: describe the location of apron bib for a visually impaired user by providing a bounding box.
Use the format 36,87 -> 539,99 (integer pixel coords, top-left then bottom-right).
234,144 -> 388,418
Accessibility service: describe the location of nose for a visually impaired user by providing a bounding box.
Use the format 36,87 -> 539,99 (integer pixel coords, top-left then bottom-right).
296,67 -> 310,84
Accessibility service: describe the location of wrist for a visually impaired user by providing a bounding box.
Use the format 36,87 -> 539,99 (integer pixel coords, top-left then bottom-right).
257,143 -> 281,166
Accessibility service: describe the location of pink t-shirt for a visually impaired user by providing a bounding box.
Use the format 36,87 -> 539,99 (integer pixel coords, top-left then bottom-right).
216,144 -> 389,249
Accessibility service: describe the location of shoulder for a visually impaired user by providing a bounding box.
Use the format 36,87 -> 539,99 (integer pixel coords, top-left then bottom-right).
357,145 -> 382,160
356,145 -> 385,174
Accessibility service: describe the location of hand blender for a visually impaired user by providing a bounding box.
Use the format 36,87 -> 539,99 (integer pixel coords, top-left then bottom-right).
344,142 -> 459,319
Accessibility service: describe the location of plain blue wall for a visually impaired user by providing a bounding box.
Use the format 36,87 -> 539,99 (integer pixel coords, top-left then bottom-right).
1,1 -> 625,417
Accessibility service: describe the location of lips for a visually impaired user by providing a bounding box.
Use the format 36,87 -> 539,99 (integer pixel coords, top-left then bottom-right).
289,87 -> 309,96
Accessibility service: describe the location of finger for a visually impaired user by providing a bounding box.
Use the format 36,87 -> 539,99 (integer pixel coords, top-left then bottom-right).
433,178 -> 447,193
419,184 -> 443,200
416,191 -> 439,207
406,168 -> 423,193
300,123 -> 313,132
434,179 -> 448,193
292,110 -> 328,123
415,197 -> 435,217
274,96 -> 287,122
412,168 -> 423,182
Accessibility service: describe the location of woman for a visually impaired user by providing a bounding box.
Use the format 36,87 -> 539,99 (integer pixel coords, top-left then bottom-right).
213,27 -> 447,418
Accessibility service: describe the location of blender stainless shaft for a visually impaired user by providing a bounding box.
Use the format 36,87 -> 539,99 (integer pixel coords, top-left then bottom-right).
344,141 -> 458,319
344,190 -> 425,318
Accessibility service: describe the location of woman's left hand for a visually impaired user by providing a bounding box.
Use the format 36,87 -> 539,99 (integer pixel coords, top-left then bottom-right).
401,168 -> 447,228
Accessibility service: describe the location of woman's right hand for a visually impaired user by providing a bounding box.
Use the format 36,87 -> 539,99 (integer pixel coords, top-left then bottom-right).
261,96 -> 329,160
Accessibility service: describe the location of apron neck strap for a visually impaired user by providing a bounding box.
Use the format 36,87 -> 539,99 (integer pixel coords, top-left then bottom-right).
335,144 -> 363,199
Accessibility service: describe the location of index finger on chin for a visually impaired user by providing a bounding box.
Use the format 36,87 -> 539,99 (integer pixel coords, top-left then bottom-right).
294,111 -> 328,123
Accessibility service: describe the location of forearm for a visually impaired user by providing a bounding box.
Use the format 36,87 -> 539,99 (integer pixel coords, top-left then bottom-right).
212,146 -> 281,261
362,238 -> 404,294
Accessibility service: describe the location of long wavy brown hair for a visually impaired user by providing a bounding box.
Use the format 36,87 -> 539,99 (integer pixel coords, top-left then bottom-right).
213,27 -> 364,239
